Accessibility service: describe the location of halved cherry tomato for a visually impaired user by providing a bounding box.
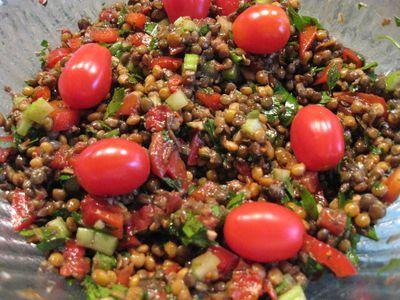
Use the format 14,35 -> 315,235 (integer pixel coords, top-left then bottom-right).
195,90 -> 221,110
145,105 -> 174,132
10,189 -> 36,231
167,74 -> 183,93
51,145 -> 71,169
59,43 -> 112,109
187,132 -> 203,166
314,62 -> 342,85
73,138 -> 150,196
162,0 -> 211,22
342,48 -> 364,68
127,32 -> 152,47
117,92 -> 140,116
150,57 -> 183,72
299,25 -> 317,60
46,48 -> 71,69
333,92 -> 388,117
382,167 -> 400,204
302,234 -> 357,277
209,246 -> 239,276
60,240 -> 90,280
81,195 -> 125,238
49,101 -> 80,132
214,0 -> 239,16
290,105 -> 345,171
227,261 -> 264,300
224,202 -> 305,262
149,132 -> 174,178
125,13 -> 147,29
66,37 -> 83,51
128,204 -> 164,233
232,4 -> 290,54
32,86 -> 51,101
89,27 -> 119,43
116,263 -> 134,287
0,136 -> 14,163
166,150 -> 188,192
317,208 -> 347,236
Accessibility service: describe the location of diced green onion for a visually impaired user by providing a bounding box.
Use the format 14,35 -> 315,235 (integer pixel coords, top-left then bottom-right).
191,251 -> 221,281
166,90 -> 189,111
385,70 -> 400,92
272,168 -> 291,182
24,98 -> 54,124
174,17 -> 198,32
278,285 -> 307,300
46,217 -> 70,238
183,54 -> 200,73
76,227 -> 118,256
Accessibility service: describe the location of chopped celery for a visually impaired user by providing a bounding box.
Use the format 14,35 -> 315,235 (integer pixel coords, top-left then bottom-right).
13,95 -> 27,106
272,168 -> 291,181
222,64 -> 240,82
93,252 -> 117,271
76,227 -> 118,256
183,54 -> 200,73
24,98 -> 54,124
46,217 -> 70,238
166,90 -> 189,111
174,17 -> 198,32
278,285 -> 307,300
16,114 -> 33,136
191,251 -> 221,281
385,70 -> 400,92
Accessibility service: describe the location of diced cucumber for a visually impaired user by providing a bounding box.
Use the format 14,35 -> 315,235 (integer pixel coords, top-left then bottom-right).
16,114 -> 33,136
76,227 -> 118,256
191,251 -> 220,281
174,17 -> 199,32
93,252 -> 117,271
166,90 -> 189,111
385,71 -> 400,92
241,118 -> 263,136
278,285 -> 307,300
272,168 -> 291,181
24,98 -> 54,124
183,54 -> 200,73
46,217 -> 70,238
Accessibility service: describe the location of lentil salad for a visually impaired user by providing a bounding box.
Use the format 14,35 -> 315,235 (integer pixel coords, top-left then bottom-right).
0,0 -> 400,300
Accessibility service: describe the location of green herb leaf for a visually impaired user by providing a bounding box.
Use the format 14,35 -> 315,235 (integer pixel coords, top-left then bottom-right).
103,129 -> 120,138
283,177 -> 295,199
376,35 -> 400,50
93,252 -> 117,270
180,213 -> 210,248
199,24 -> 210,36
300,187 -> 319,220
363,226 -> 379,241
37,40 -> 50,68
338,192 -> 349,208
327,63 -> 341,90
299,257 -> 325,276
117,5 -> 127,27
262,97 -> 281,123
104,88 -> 125,119
71,211 -> 82,222
83,276 -> 112,300
149,38 -> 159,50
378,258 -> 400,274
162,177 -> 182,191
371,146 -> 382,155
37,238 -> 67,252
161,130 -> 170,141
144,22 -> 159,36
361,61 -> 378,71
346,247 -> 360,266
310,66 -> 325,76
288,6 -> 322,32
319,92 -> 332,105
230,52 -> 244,64
188,185 -> 196,195
274,83 -> 299,126
395,16 -> 400,27
204,119 -> 216,144
226,192 -> 246,209
211,205 -> 222,217
52,208 -> 70,219
58,173 -> 74,181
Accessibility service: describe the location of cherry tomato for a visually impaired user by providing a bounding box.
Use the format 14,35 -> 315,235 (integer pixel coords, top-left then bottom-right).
232,4 -> 290,54
334,92 -> 388,117
72,138 -> 150,196
116,263 -> 134,287
167,74 -> 183,93
224,202 -> 305,262
290,105 -> 345,171
209,246 -> 239,276
46,47 -> 71,69
382,167 -> 400,204
150,57 -> 183,72
58,43 -> 112,109
214,0 -> 239,16
49,101 -> 80,131
125,13 -> 147,29
299,25 -> 317,60
162,0 -> 211,22
32,86 -> 51,101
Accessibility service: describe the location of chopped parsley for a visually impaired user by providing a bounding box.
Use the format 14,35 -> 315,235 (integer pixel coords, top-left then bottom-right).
300,187 -> 319,220
319,92 -> 332,105
204,118 -> 216,144
104,88 -> 125,119
37,40 -> 50,67
162,177 -> 182,191
327,63 -> 341,90
226,192 -> 246,209
288,6 -> 322,32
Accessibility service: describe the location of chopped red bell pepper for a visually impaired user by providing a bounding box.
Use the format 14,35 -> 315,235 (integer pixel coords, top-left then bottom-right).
145,105 -> 174,132
51,145 -> 72,169
32,86 -> 51,101
190,181 -> 222,201
117,93 -> 140,116
299,25 -> 317,60
317,208 -> 347,236
60,240 -> 90,280
46,48 -> 72,69
195,90 -> 222,110
302,234 -> 358,278
10,189 -> 36,231
125,13 -> 147,29
89,27 -> 119,43
126,32 -> 152,47
167,74 -> 183,93
119,235 -> 141,249
165,191 -> 183,214
187,132 -> 203,166
166,150 -> 188,192
314,62 -> 342,86
333,92 -> 388,117
116,263 -> 134,287
149,132 -> 174,178
150,56 -> 183,72
298,171 -> 321,194
227,261 -> 264,300
81,195 -> 125,239
342,48 -> 364,68
49,101 -> 80,132
209,246 -> 239,276
66,37 -> 83,51
128,204 -> 164,234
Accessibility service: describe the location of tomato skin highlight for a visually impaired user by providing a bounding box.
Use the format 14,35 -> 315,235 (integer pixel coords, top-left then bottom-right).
214,0 -> 239,16
162,0 -> 211,22
73,138 -> 150,196
224,202 -> 305,262
382,167 -> 400,204
58,43 -> 112,109
290,105 -> 345,171
232,4 -> 290,54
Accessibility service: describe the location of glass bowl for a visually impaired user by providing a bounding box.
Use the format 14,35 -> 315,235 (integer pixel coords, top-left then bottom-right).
0,0 -> 399,299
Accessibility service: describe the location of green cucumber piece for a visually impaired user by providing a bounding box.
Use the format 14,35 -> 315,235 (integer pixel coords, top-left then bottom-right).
16,114 -> 34,136
46,217 -> 70,238
24,98 -> 54,124
191,251 -> 220,281
76,227 -> 118,256
278,285 -> 307,300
